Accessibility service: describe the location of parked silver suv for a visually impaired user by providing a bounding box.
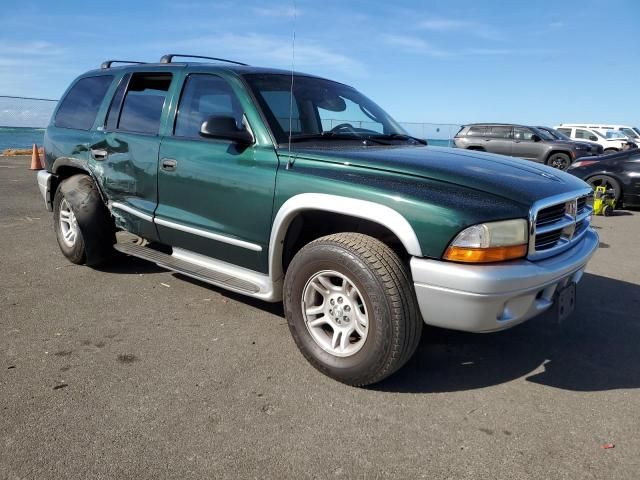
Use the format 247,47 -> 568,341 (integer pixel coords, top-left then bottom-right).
454,123 -> 595,170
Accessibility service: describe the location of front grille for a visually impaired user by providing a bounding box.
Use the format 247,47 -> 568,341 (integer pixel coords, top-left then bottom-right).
530,192 -> 593,260
536,203 -> 566,227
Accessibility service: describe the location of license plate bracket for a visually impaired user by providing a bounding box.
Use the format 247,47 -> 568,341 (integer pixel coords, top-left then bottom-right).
556,282 -> 576,323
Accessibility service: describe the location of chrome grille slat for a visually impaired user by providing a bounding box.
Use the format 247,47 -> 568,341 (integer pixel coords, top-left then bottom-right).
528,188 -> 593,261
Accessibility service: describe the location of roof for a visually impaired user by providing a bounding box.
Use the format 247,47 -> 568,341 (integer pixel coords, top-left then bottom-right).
85,62 -> 327,80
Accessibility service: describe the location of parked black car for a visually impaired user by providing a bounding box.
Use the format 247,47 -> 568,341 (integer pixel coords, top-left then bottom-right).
535,126 -> 604,156
454,123 -> 594,170
567,149 -> 640,207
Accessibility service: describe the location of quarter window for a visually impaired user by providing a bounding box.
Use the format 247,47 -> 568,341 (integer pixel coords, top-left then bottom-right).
557,128 -> 572,136
54,75 -> 113,130
174,74 -> 244,138
118,73 -> 172,135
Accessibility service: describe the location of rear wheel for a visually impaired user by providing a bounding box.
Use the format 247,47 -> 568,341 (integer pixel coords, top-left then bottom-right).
283,233 -> 422,386
587,175 -> 621,205
546,152 -> 571,170
53,174 -> 115,266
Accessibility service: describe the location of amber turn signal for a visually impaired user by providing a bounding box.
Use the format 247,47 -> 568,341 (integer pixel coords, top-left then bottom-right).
443,244 -> 528,263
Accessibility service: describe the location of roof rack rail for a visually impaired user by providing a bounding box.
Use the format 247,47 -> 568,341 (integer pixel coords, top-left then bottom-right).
159,54 -> 248,66
101,60 -> 147,69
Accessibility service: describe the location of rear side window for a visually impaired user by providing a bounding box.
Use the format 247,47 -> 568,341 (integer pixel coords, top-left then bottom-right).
105,74 -> 130,131
557,128 -> 572,136
489,126 -> 512,139
467,126 -> 489,136
118,73 -> 172,135
54,75 -> 113,130
174,74 -> 244,138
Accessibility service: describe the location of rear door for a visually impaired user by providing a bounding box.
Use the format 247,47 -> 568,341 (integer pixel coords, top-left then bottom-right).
90,70 -> 179,240
155,71 -> 278,273
486,126 -> 513,156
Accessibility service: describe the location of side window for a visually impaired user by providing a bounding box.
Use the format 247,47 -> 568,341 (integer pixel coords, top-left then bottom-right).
575,129 -> 596,141
174,74 -> 244,138
557,128 -> 572,136
489,126 -> 512,139
513,127 -> 534,141
54,75 -> 113,130
105,74 -> 130,131
118,73 -> 172,135
467,126 -> 489,136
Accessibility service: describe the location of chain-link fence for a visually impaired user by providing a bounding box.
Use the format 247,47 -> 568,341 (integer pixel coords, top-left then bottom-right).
0,95 -> 460,150
0,96 -> 57,151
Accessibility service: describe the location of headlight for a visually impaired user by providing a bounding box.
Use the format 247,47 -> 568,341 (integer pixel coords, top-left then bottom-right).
443,219 -> 528,263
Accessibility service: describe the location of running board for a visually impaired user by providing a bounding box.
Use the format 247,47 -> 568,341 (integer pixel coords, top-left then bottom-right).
114,242 -> 260,294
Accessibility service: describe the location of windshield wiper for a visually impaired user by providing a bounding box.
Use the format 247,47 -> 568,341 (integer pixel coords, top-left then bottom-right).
368,133 -> 427,145
288,132 -> 391,145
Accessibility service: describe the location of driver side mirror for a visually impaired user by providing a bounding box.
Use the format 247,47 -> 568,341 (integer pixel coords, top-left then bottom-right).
199,115 -> 254,145
531,134 -> 541,142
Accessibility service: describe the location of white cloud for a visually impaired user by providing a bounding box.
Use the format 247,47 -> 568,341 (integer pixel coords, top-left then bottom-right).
159,33 -> 365,76
252,6 -> 301,17
0,41 -> 66,57
381,34 -> 449,57
418,17 -> 502,40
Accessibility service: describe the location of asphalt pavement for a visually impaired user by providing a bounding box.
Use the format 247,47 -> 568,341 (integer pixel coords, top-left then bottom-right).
1,155 -> 639,479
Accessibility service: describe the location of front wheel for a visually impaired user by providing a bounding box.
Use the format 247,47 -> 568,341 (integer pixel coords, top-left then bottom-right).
283,233 -> 422,386
587,175 -> 621,205
547,152 -> 571,170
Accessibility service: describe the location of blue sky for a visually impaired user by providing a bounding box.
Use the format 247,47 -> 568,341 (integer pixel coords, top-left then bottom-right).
1,0 -> 639,127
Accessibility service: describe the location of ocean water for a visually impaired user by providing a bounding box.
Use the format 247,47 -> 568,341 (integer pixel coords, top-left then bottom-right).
0,126 -> 453,152
0,127 -> 45,151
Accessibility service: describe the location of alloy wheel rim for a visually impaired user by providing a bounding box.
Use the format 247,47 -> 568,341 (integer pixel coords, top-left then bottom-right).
301,270 -> 369,357
59,198 -> 79,247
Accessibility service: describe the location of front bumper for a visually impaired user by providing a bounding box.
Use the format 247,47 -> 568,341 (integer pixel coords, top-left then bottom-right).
410,229 -> 599,333
37,170 -> 54,211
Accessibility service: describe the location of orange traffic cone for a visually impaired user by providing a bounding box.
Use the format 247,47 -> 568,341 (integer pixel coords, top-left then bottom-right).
30,144 -> 43,170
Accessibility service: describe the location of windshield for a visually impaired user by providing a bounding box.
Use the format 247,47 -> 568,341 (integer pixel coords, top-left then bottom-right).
621,127 -> 640,139
634,127 -> 640,136
531,127 -> 555,141
545,127 -> 570,140
606,131 -> 628,139
243,73 -> 408,145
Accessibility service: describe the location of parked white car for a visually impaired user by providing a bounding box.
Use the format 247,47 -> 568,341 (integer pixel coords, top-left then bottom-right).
559,123 -> 640,144
554,125 -> 637,154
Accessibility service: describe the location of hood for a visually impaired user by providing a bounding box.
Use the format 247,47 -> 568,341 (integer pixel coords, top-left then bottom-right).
286,145 -> 590,206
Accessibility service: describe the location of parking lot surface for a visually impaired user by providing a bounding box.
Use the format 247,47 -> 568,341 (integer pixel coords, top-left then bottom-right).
1,155 -> 639,479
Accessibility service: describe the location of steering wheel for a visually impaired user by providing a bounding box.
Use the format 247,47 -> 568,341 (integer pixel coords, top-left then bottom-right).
328,123 -> 358,135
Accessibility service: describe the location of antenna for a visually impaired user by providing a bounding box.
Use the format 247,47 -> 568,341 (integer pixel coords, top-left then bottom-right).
286,0 -> 297,163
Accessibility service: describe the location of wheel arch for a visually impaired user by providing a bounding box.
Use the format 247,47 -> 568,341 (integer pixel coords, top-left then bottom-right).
545,150 -> 572,164
269,194 -> 422,284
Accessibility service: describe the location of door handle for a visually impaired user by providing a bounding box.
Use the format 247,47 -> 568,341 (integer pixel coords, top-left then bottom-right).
91,148 -> 108,160
161,158 -> 178,171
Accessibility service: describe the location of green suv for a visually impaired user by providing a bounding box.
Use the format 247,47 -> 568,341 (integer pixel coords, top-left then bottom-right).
36,55 -> 598,386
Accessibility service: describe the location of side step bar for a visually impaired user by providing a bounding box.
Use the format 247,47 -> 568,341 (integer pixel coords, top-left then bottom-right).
114,242 -> 260,294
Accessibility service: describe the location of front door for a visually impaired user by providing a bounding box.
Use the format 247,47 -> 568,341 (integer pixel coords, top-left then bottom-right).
513,127 -> 543,161
156,72 -> 278,273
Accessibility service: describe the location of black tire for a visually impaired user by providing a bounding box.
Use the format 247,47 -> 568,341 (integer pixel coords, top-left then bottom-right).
603,205 -> 614,217
546,152 -> 571,170
587,175 -> 622,205
53,174 -> 115,266
283,233 -> 422,386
